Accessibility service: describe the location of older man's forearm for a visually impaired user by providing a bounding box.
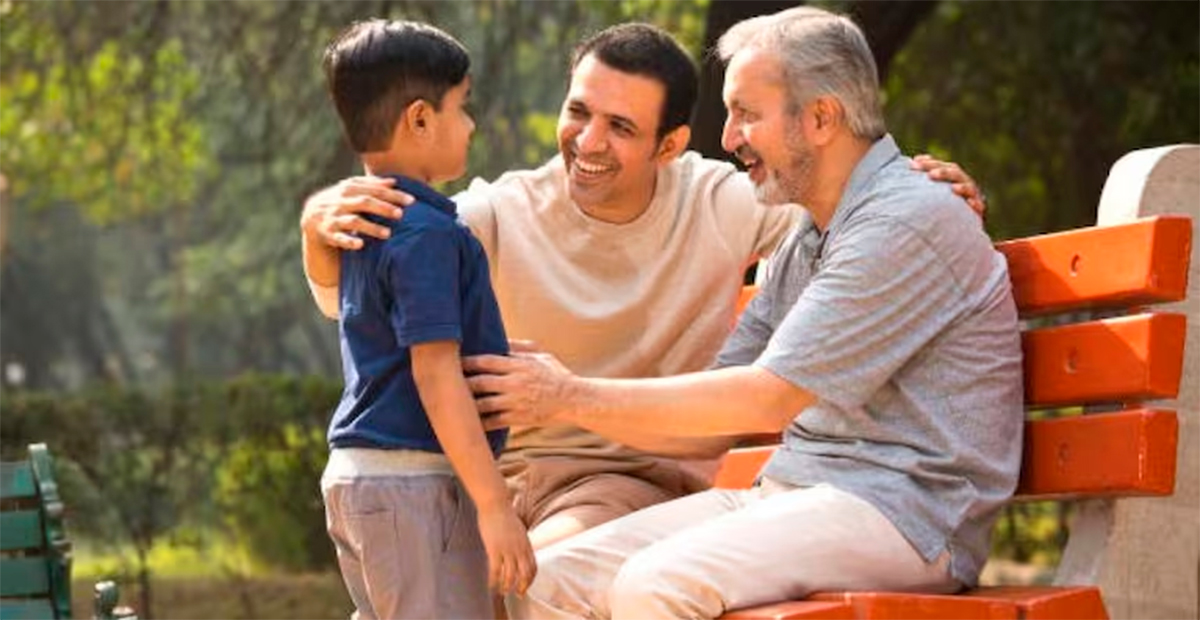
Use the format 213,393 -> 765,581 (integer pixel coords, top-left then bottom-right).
565,366 -> 812,439
602,429 -> 738,459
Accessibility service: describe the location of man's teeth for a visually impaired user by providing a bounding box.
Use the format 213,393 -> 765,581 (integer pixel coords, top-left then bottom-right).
576,161 -> 611,174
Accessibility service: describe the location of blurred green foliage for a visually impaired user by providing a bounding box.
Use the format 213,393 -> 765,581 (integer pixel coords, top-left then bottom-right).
884,1 -> 1198,241
0,0 -> 709,391
0,7 -> 211,225
215,423 -> 332,572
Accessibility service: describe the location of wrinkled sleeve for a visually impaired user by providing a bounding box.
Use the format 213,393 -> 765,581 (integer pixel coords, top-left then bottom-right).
383,225 -> 463,346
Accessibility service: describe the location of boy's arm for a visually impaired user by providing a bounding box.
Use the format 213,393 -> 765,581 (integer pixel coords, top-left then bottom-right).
411,340 -> 536,593
411,340 -> 510,512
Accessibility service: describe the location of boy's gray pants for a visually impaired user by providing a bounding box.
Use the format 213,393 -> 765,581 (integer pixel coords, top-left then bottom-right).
322,449 -> 490,619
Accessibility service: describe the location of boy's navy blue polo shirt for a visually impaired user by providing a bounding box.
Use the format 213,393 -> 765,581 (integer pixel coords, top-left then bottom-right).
329,175 -> 508,455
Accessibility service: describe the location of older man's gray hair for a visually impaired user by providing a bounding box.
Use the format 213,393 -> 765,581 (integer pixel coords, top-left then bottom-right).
717,7 -> 886,141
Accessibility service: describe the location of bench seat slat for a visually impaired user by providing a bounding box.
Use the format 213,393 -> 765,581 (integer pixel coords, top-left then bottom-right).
965,586 -> 1108,620
996,215 -> 1192,317
810,591 -> 1017,619
721,586 -> 1107,620
1017,409 -> 1177,499
723,600 -> 856,619
1022,312 -> 1186,408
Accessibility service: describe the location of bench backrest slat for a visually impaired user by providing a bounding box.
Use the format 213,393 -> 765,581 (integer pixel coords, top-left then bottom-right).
1022,312 -> 1187,408
0,558 -> 51,598
0,511 -> 45,552
0,462 -> 36,500
996,215 -> 1191,317
1018,409 -> 1178,498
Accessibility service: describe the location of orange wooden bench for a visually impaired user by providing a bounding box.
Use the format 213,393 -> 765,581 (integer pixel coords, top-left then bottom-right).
714,214 -> 1193,620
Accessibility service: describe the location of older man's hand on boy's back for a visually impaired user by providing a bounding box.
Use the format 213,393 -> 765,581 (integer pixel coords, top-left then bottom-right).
477,503 -> 538,595
300,175 -> 413,249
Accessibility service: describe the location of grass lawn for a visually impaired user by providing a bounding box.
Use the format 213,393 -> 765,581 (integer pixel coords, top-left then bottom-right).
71,572 -> 352,619
69,536 -> 352,619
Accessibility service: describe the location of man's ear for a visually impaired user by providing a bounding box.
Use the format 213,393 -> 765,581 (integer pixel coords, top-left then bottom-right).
805,97 -> 842,146
654,125 -> 691,164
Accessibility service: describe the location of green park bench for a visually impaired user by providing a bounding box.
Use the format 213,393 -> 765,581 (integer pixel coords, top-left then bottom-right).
713,145 -> 1198,619
1,443 -> 135,620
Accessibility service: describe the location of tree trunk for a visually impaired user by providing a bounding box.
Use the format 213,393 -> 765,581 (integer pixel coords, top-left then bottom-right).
846,1 -> 940,82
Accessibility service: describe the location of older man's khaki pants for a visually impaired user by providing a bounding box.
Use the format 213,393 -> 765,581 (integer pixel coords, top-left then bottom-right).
508,480 -> 960,620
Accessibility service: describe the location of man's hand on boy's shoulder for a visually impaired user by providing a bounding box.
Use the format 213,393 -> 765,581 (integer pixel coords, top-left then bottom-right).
300,175 -> 415,250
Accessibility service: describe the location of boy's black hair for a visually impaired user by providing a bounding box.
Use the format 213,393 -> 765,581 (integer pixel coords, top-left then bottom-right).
324,19 -> 470,153
570,23 -> 698,140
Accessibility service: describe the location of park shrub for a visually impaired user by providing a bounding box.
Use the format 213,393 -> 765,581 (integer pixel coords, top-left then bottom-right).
214,422 -> 334,571
0,374 -> 341,573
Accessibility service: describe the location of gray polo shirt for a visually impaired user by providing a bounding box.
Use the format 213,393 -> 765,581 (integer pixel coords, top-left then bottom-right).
715,135 -> 1023,586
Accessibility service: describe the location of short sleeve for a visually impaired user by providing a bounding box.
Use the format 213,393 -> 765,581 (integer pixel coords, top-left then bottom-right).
754,217 -> 965,409
383,224 -> 463,346
714,281 -> 775,369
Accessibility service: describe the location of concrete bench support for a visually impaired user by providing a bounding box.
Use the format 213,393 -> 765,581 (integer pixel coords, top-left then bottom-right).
1059,144 -> 1199,619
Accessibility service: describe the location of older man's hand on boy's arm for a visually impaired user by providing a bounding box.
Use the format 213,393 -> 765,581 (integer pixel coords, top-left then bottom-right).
411,340 -> 537,595
911,154 -> 988,222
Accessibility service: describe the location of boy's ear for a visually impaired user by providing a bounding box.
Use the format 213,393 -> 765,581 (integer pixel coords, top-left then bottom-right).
654,125 -> 691,164
402,99 -> 433,136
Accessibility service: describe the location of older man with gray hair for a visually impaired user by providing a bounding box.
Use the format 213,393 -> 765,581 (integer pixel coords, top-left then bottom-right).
466,7 -> 1024,619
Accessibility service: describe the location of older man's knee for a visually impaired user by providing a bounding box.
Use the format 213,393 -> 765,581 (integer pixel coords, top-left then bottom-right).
508,546 -> 603,620
609,551 -> 721,619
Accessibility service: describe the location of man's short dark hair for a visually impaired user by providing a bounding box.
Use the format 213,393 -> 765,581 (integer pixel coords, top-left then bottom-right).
324,19 -> 470,153
571,23 -> 698,140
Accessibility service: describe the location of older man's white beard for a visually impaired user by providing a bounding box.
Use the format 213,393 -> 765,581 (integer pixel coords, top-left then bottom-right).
754,147 -> 816,206
753,172 -> 788,205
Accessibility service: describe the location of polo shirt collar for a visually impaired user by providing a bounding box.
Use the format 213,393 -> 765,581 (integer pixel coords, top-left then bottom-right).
386,175 -> 458,217
824,134 -> 901,235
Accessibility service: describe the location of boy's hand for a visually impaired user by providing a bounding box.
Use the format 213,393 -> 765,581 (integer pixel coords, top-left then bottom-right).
300,176 -> 414,250
911,154 -> 988,222
477,504 -> 537,595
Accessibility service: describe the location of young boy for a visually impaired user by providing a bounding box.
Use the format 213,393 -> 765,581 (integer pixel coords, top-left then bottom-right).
318,19 -> 535,619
